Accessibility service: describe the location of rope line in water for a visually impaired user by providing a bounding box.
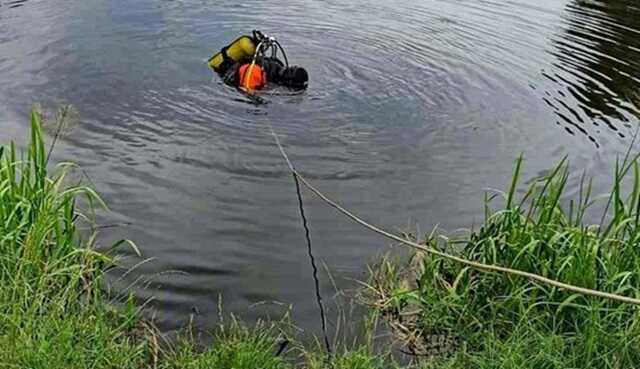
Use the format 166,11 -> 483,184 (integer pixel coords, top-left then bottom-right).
267,126 -> 640,307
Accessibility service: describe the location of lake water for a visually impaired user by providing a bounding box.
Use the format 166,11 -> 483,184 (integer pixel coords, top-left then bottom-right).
1,0 -> 639,338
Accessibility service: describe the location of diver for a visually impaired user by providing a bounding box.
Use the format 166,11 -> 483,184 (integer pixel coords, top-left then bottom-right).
208,30 -> 308,92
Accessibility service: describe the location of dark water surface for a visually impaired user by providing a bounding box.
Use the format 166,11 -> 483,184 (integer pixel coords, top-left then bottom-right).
1,0 -> 639,336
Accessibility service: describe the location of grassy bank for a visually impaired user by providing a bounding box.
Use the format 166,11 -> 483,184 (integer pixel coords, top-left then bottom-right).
367,154 -> 640,367
4,109 -> 640,368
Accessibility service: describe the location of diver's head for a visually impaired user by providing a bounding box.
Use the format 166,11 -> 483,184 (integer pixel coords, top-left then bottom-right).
282,66 -> 308,89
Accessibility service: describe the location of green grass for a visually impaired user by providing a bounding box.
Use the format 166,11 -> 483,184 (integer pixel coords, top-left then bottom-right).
367,154 -> 640,368
160,317 -> 291,369
306,347 -> 389,369
0,109 -> 150,368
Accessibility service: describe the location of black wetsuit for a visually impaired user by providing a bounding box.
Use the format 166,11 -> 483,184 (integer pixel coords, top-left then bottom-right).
218,57 -> 288,88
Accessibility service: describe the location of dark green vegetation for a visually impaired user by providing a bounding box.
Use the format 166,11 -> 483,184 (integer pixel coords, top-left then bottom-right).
4,110 -> 640,368
367,154 -> 640,368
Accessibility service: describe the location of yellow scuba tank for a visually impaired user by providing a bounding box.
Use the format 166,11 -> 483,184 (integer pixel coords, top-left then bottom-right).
208,35 -> 257,73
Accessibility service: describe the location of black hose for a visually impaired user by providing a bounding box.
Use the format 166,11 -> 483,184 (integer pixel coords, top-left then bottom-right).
292,172 -> 332,360
274,40 -> 289,68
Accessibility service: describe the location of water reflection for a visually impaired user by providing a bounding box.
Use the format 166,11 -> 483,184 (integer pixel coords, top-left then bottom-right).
543,0 -> 640,146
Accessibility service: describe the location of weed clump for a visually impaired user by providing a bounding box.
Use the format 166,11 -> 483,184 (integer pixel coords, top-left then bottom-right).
368,156 -> 640,367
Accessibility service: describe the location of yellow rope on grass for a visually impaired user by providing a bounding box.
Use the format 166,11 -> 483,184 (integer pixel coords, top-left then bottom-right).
267,124 -> 640,307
